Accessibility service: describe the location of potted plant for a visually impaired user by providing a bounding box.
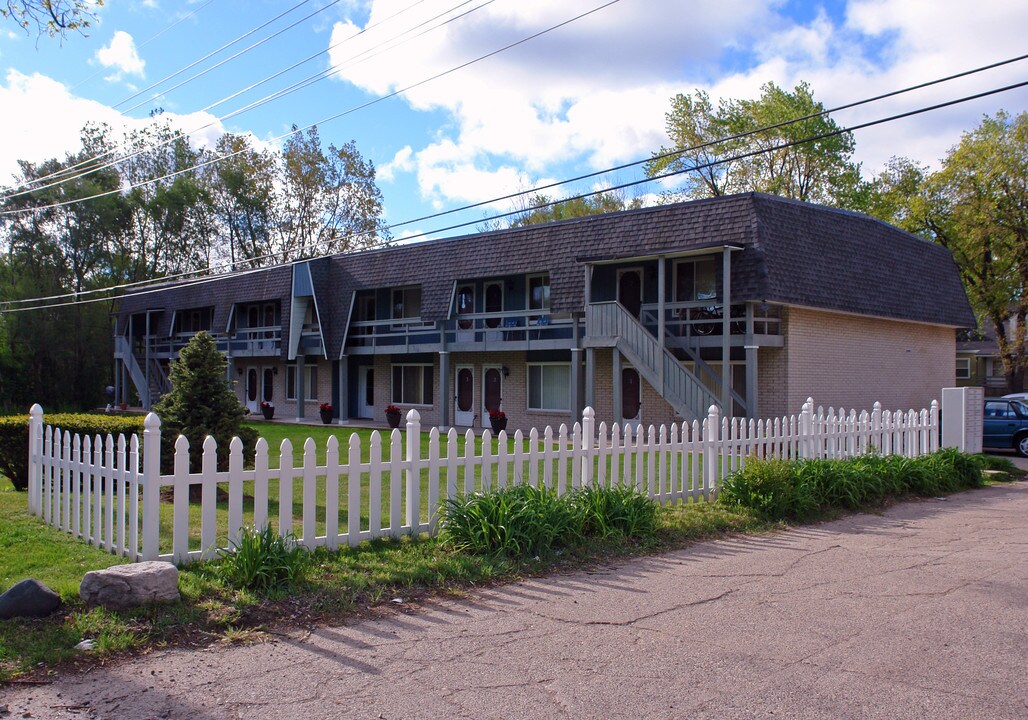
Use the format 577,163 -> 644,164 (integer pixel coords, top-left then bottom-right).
488,408 -> 507,433
260,400 -> 275,420
319,402 -> 333,424
385,404 -> 402,429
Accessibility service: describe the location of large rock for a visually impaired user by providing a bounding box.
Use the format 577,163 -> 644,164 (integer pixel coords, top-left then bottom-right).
0,578 -> 61,619
80,561 -> 180,609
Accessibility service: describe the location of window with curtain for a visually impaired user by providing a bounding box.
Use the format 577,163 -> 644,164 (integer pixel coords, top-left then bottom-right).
528,363 -> 570,411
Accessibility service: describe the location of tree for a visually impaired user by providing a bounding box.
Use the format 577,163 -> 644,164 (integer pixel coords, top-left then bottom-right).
152,331 -> 257,474
508,190 -> 643,227
209,133 -> 276,269
646,82 -> 860,206
861,112 -> 1028,393
276,126 -> 389,261
1,0 -> 102,38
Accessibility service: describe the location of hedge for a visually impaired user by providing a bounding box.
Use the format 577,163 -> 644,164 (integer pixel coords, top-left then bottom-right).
0,414 -> 145,491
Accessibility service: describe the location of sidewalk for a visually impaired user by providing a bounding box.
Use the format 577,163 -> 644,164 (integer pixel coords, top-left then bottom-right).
5,482 -> 1026,719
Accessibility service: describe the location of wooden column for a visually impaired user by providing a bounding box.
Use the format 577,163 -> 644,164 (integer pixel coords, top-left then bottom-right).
721,248 -> 731,415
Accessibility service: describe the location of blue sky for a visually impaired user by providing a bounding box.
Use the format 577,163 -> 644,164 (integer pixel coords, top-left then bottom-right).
1,0 -> 1026,241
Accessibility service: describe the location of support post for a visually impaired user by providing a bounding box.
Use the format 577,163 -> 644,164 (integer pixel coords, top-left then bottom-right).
295,354 -> 306,421
144,312 -> 151,410
613,350 -> 623,425
338,356 -> 349,422
438,349 -> 451,429
570,348 -> 583,420
141,412 -> 161,561
721,248 -> 731,415
585,348 -> 596,410
657,256 -> 666,393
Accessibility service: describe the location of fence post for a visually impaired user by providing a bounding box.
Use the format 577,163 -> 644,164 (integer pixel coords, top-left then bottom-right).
140,412 -> 161,561
28,404 -> 43,516
799,398 -> 813,459
871,401 -> 882,453
405,409 -> 421,532
704,404 -> 720,500
929,400 -> 939,453
581,406 -> 595,487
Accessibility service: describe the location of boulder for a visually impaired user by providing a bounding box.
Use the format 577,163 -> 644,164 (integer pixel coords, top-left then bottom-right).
80,561 -> 180,609
0,578 -> 61,619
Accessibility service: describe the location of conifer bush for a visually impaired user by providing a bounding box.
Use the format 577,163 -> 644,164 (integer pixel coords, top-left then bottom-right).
152,331 -> 257,473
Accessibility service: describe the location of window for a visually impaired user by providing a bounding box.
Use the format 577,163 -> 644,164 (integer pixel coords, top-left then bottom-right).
392,287 -> 421,319
674,257 -> 717,301
392,364 -> 434,405
955,357 -> 971,380
528,363 -> 570,411
985,401 -> 1015,419
286,365 -> 318,401
528,274 -> 550,312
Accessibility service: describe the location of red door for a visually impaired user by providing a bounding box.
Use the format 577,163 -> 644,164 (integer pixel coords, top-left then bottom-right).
622,368 -> 641,421
484,368 -> 502,415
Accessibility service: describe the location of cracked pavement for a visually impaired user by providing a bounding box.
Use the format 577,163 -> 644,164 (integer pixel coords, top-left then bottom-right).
3,482 -> 1025,719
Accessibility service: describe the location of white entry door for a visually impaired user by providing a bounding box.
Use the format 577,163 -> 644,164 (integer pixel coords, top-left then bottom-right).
358,366 -> 375,418
245,366 -> 259,414
455,365 -> 475,426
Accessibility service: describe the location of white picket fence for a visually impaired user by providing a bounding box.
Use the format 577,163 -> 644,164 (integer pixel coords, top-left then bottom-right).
26,398 -> 939,565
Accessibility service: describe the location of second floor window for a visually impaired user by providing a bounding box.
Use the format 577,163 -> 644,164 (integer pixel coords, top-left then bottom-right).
528,274 -> 550,313
392,287 -> 421,319
675,258 -> 717,302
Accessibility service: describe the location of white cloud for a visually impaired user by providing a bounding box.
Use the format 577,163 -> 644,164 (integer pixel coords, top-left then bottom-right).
326,0 -> 1028,206
95,30 -> 146,81
0,70 -> 237,186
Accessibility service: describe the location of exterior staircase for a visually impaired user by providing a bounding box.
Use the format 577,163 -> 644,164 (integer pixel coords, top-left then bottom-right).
114,335 -> 170,409
585,302 -> 720,422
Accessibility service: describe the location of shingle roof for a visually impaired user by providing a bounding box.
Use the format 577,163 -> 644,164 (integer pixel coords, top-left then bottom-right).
116,193 -> 976,358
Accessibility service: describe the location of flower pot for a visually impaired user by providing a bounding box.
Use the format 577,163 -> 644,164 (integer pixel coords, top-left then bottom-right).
385,410 -> 402,429
118,402 -> 128,412
261,406 -> 275,420
490,417 -> 508,433
319,408 -> 333,424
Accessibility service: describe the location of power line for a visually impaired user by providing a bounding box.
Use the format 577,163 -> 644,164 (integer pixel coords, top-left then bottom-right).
3,75 -> 1025,314
10,0 -> 324,193
0,0 -> 502,201
0,0 -> 623,215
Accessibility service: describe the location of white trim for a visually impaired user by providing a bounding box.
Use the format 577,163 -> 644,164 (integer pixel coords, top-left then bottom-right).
955,357 -> 971,380
455,364 -> 475,426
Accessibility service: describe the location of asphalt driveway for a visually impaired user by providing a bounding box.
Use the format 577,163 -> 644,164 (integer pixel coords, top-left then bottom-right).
4,482 -> 1026,719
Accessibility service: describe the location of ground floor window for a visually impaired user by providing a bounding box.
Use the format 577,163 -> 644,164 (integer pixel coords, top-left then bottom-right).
955,357 -> 971,380
528,363 -> 570,411
392,364 -> 433,406
286,365 -> 318,401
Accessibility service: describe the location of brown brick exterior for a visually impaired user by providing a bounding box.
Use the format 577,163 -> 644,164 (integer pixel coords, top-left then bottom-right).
760,306 -> 955,418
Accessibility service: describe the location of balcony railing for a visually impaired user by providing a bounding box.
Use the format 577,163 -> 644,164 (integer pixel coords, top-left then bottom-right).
143,328 -> 283,357
639,301 -> 781,338
346,310 -> 579,352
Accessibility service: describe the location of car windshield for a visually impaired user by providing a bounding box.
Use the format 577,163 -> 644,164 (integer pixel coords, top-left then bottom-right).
1012,400 -> 1028,416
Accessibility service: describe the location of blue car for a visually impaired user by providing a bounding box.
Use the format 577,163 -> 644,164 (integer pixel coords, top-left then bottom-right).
984,398 -> 1028,457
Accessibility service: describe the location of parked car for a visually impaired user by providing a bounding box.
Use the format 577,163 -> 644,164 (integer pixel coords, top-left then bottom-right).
984,398 -> 1028,456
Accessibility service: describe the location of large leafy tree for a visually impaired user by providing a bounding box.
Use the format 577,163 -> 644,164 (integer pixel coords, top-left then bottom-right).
508,190 -> 643,227
646,82 -> 860,206
860,111 -> 1028,392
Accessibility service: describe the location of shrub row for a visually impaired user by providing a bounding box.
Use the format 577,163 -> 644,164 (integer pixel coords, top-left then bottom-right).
440,484 -> 657,558
717,449 -> 988,522
0,413 -> 145,491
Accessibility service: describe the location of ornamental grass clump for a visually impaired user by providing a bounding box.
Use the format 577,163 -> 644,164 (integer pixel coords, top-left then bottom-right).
440,484 -> 657,558
718,449 -> 988,522
216,525 -> 311,593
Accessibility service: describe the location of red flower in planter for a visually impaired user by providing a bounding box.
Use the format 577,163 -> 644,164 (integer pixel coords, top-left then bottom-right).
385,405 -> 401,414
319,403 -> 332,412
488,409 -> 506,420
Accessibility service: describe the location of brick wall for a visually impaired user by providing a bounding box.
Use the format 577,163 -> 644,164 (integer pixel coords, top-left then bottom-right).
780,306 -> 955,415
232,357 -> 332,420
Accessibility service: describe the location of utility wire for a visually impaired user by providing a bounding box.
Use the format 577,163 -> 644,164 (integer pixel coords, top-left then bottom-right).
0,0 -> 623,214
1,0 -> 499,200
3,75 -> 1026,314
12,0 -> 322,192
